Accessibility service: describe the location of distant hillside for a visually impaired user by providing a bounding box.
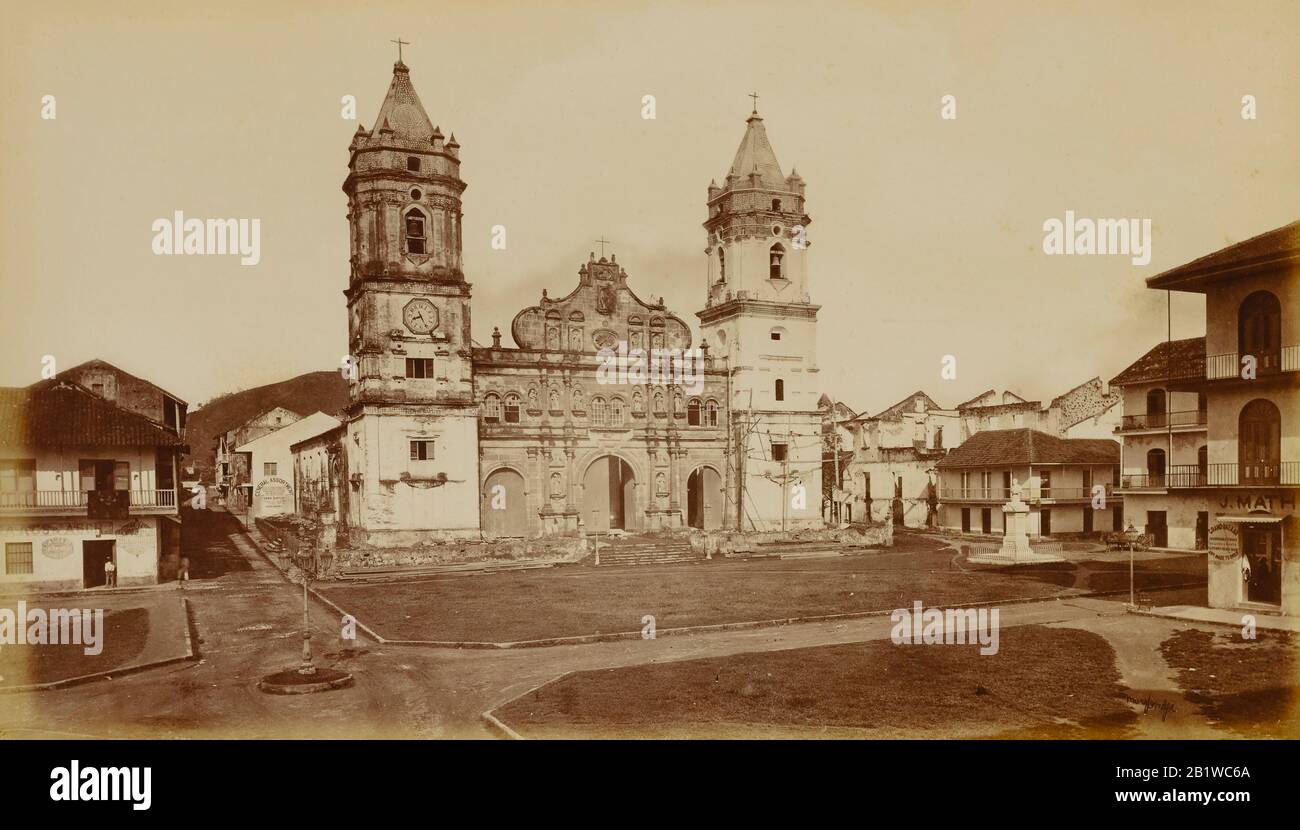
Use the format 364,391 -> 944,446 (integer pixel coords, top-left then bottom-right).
184,371 -> 349,481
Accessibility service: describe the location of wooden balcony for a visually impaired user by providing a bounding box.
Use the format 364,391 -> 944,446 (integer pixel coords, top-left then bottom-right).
942,484 -> 1117,503
1117,409 -> 1206,432
0,489 -> 178,516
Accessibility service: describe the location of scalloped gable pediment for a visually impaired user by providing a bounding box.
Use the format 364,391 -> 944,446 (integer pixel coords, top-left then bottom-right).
510,254 -> 693,353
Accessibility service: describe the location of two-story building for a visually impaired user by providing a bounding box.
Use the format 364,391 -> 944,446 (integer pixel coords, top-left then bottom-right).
844,379 -> 1120,529
1125,220 -> 1299,615
235,412 -> 341,521
936,428 -> 1121,538
0,378 -> 185,590
214,406 -> 304,502
1110,337 -> 1209,549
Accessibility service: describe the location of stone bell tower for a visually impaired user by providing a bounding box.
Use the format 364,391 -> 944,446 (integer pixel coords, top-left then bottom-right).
698,103 -> 823,531
340,58 -> 479,544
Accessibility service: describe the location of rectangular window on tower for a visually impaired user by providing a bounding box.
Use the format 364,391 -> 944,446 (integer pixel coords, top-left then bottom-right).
409,440 -> 436,461
772,442 -> 788,462
405,358 -> 434,379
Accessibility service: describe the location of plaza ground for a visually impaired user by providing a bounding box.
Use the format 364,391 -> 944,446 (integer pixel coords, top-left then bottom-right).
493,625 -> 1137,739
0,591 -> 190,690
0,508 -> 1293,740
315,533 -> 1205,644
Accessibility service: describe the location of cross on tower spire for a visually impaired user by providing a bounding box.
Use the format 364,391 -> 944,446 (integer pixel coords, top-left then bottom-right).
391,37 -> 409,63
749,91 -> 759,113
595,236 -> 611,258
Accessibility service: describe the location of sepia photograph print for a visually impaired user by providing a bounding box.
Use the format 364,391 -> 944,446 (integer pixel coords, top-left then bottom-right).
0,0 -> 1297,812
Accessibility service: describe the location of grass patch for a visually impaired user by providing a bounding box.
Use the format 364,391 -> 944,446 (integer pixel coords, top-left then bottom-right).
0,607 -> 150,687
495,624 -> 1134,738
1160,627 -> 1300,738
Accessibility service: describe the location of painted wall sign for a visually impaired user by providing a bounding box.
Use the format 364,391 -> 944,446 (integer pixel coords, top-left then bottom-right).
1217,493 -> 1296,513
255,477 -> 293,513
41,537 -> 74,560
1207,521 -> 1241,561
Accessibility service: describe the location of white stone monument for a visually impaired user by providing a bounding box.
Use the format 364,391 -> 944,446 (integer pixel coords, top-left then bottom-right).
967,477 -> 1064,565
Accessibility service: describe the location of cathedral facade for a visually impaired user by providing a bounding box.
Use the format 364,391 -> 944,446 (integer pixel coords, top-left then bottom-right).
333,60 -> 821,545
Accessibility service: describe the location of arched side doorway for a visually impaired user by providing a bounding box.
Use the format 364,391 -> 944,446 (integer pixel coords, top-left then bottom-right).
1239,291 -> 1281,374
1146,448 -> 1166,487
687,466 -> 723,530
1239,399 -> 1281,485
582,455 -> 638,533
483,468 -> 528,538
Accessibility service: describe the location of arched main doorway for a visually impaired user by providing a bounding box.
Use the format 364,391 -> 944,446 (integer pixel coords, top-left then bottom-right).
687,466 -> 723,530
483,468 -> 528,537
583,455 -> 637,533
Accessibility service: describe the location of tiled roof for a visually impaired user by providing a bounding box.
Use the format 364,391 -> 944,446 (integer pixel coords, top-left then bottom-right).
1147,220 -> 1300,290
369,62 -> 437,144
726,113 -> 786,190
1109,337 -> 1206,386
0,381 -> 184,449
936,428 -> 1119,468
56,357 -> 188,405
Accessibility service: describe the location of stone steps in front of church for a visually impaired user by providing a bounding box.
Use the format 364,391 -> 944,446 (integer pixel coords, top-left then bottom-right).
592,541 -> 702,566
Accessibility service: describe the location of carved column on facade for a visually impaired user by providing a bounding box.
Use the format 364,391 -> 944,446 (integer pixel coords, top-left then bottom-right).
564,447 -> 577,515
668,447 -> 682,512
526,447 -> 541,521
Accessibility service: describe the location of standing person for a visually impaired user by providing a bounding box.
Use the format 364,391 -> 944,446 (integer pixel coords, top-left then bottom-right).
104,555 -> 117,588
178,555 -> 190,587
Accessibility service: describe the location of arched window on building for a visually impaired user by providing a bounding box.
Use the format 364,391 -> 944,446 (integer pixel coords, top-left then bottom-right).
590,396 -> 608,426
687,398 -> 702,426
775,378 -> 785,402
482,393 -> 501,423
503,394 -> 522,424
609,397 -> 625,426
705,399 -> 719,427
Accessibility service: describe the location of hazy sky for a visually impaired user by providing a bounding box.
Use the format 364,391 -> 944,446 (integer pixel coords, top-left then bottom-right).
2,0 -> 1296,415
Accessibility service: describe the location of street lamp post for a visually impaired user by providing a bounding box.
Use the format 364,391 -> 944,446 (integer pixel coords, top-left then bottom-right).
259,539 -> 350,695
290,545 -> 333,676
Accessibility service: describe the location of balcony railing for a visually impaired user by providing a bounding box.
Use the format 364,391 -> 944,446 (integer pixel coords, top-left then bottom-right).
942,484 -> 1117,502
1122,462 -> 1299,489
1118,409 -> 1207,431
0,489 -> 177,514
130,489 -> 178,509
0,490 -> 88,510
1203,345 -> 1299,381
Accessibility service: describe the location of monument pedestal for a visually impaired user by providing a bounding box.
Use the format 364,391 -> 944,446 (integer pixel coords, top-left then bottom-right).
966,498 -> 1064,565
